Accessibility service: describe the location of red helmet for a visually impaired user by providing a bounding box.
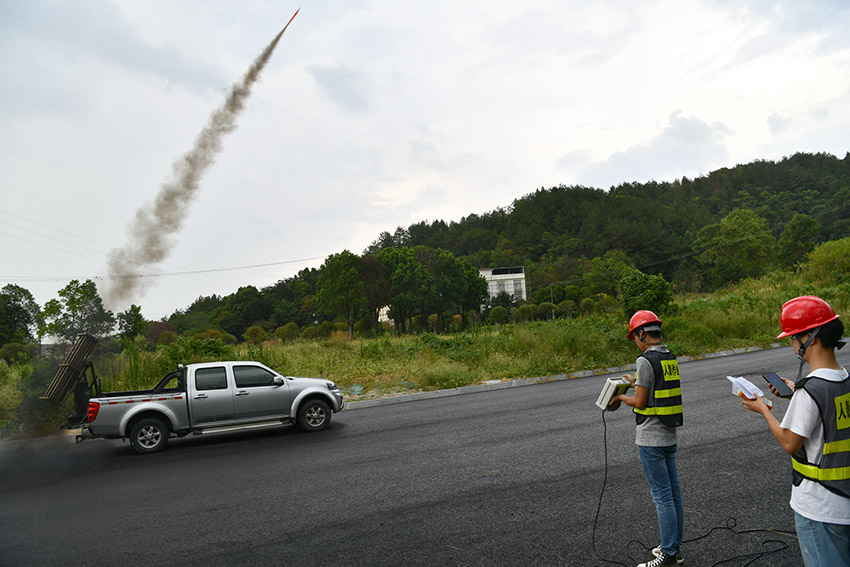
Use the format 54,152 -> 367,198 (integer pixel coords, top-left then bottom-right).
776,295 -> 840,339
627,310 -> 662,340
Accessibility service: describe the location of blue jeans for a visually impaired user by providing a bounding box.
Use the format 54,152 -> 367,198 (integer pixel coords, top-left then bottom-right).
795,512 -> 850,567
638,445 -> 684,556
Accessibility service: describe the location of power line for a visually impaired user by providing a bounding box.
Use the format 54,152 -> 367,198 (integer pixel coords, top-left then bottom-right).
0,255 -> 327,282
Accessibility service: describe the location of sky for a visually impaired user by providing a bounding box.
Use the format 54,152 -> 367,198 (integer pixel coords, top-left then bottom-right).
1,0 -> 849,322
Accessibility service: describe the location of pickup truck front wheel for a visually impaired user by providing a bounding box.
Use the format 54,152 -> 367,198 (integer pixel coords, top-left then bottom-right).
129,417 -> 169,454
297,399 -> 331,432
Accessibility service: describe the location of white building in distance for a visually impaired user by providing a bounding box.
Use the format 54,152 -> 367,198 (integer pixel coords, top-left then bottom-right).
479,267 -> 527,302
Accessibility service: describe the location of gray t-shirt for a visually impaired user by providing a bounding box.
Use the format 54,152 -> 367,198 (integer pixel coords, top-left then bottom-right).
634,345 -> 679,447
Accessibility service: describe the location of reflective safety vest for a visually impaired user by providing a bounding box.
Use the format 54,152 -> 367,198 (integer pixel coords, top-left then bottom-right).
791,372 -> 850,498
634,349 -> 683,428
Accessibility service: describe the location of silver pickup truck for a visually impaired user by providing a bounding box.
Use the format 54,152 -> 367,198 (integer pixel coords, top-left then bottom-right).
82,361 -> 344,453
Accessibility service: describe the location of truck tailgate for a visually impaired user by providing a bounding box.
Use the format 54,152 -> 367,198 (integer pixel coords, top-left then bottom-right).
88,393 -> 189,438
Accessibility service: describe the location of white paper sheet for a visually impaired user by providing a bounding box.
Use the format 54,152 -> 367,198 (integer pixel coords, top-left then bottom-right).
727,376 -> 772,407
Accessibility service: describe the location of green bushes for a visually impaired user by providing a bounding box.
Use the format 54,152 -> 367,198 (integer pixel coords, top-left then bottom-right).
0,361 -> 24,436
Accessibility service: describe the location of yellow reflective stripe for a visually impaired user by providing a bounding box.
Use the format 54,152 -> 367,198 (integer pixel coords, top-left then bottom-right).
655,388 -> 681,399
823,439 -> 850,455
634,405 -> 683,416
793,457 -> 850,481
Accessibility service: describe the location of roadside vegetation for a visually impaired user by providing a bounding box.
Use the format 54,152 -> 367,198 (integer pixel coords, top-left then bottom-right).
2,248 -> 847,438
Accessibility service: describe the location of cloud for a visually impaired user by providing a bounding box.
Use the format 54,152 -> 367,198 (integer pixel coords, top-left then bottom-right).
307,64 -> 373,112
568,111 -> 733,188
0,0 -> 224,99
767,113 -> 791,135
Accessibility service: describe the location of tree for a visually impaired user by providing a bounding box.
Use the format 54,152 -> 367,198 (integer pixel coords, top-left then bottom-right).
117,304 -> 147,339
455,259 -> 488,327
694,208 -> 776,285
315,250 -> 365,339
145,320 -> 176,344
424,249 -> 487,331
489,291 -> 514,309
777,213 -> 820,266
378,247 -> 435,334
618,268 -> 673,317
213,310 -> 241,337
359,254 -> 391,334
224,286 -> 271,338
0,284 -> 41,345
41,280 -> 114,341
583,250 -> 633,296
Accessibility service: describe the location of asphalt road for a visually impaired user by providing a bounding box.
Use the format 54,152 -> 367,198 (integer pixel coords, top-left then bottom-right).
2,344 -> 849,567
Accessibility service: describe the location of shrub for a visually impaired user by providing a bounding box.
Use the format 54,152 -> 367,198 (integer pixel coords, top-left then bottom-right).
0,343 -> 31,365
15,357 -> 68,437
559,300 -> 577,318
275,322 -> 300,343
539,302 -> 558,320
518,303 -> 538,322
0,361 -> 24,437
804,237 -> 850,284
158,330 -> 178,345
489,306 -> 509,324
243,325 -> 269,345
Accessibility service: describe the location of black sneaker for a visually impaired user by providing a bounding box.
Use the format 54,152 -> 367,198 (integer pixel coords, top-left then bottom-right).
652,545 -> 683,565
638,551 -> 678,567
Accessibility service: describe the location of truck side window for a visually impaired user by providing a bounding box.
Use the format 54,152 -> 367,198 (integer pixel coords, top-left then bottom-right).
234,365 -> 276,388
195,367 -> 227,391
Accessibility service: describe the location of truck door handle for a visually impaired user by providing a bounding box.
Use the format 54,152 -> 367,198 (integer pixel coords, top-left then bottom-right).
235,391 -> 249,397
194,394 -> 208,399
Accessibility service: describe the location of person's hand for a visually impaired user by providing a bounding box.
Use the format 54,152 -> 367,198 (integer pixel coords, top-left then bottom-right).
741,395 -> 771,414
622,374 -> 635,388
607,397 -> 622,411
767,376 -> 795,396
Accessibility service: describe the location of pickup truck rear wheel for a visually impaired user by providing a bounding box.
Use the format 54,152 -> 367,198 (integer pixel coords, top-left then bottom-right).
297,399 -> 331,432
129,417 -> 169,454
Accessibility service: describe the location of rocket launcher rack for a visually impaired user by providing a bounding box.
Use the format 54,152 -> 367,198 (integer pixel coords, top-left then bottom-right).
41,333 -> 100,404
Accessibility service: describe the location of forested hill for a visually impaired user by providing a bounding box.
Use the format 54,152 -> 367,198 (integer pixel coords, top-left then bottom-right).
368,151 -> 850,290
5,152 -> 848,348
154,151 -> 848,340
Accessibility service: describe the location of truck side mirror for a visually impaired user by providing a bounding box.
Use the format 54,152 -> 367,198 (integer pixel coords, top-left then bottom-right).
274,377 -> 285,386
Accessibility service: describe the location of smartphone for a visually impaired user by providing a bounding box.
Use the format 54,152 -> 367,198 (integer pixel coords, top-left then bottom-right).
763,373 -> 794,398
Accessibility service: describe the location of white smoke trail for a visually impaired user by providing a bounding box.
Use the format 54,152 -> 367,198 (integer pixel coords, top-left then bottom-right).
103,11 -> 298,308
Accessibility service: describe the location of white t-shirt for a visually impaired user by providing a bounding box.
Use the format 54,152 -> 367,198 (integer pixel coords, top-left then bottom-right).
781,367 -> 850,524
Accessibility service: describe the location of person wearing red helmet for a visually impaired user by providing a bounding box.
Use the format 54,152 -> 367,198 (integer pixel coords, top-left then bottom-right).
742,296 -> 849,567
609,310 -> 684,567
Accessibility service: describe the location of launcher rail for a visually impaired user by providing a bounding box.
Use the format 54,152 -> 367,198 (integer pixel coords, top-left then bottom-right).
41,333 -> 99,404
